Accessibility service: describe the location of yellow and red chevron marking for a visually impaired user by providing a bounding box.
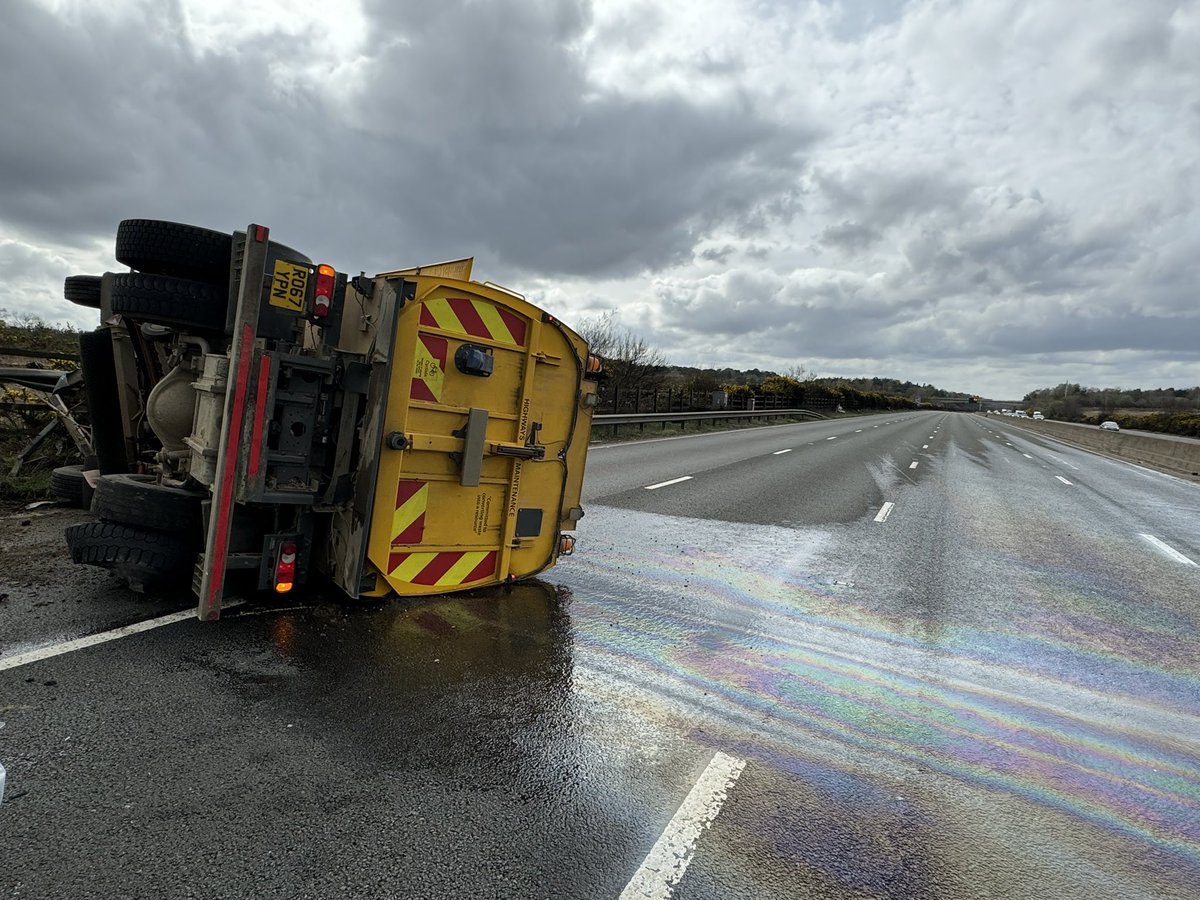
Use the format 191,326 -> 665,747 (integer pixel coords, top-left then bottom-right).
410,334 -> 447,403
386,550 -> 498,586
391,480 -> 427,545
419,297 -> 528,347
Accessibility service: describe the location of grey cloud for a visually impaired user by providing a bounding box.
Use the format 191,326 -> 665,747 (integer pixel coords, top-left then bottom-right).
813,166 -> 971,230
818,220 -> 882,252
4,0 -> 1197,400
1,0 -> 813,281
699,245 -> 736,263
347,0 -> 812,276
0,2 -> 329,250
0,239 -> 80,324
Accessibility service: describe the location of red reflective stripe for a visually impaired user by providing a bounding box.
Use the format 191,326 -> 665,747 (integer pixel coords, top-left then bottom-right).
206,323 -> 255,615
254,225 -> 267,242
411,552 -> 463,585
392,480 -> 426,545
247,355 -> 272,478
496,307 -> 527,346
394,480 -> 422,507
464,552 -> 497,583
394,515 -> 425,545
447,298 -> 490,341
410,379 -> 437,403
420,333 -> 448,366
419,305 -> 439,328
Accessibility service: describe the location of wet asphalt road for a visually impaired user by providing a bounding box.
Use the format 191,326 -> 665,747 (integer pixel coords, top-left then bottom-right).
1,411 -> 1198,899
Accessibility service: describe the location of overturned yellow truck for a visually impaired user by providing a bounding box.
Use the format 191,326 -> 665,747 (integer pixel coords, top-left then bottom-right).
64,220 -> 598,619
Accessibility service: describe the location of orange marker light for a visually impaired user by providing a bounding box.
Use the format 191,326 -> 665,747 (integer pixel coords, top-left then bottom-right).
274,541 -> 298,593
313,264 -> 336,318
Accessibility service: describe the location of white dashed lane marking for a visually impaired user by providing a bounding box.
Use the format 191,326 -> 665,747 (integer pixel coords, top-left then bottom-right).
645,476 -> 693,490
773,449 -> 792,455
1139,534 -> 1197,567
0,605 -> 243,672
1056,475 -> 1073,485
620,752 -> 746,900
874,502 -> 895,522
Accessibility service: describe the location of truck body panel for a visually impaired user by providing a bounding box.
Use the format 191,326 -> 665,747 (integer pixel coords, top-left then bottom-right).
65,220 -> 595,618
359,275 -> 592,597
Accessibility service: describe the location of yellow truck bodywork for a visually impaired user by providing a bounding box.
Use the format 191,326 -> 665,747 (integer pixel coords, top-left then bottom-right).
357,273 -> 594,597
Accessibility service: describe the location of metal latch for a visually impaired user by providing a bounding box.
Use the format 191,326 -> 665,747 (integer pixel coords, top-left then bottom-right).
456,407 -> 488,487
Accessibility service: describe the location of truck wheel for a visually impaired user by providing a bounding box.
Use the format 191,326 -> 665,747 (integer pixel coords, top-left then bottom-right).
267,240 -> 312,268
64,521 -> 194,589
51,465 -> 93,508
110,272 -> 228,333
78,329 -> 129,475
64,275 -> 102,309
115,219 -> 232,284
93,473 -> 205,536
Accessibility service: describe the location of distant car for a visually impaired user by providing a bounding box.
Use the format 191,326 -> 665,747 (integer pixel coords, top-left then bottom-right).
1033,413 -> 1044,420
1100,420 -> 1120,431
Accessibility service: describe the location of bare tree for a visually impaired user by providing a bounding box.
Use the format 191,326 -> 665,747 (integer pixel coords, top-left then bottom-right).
575,310 -> 620,360
575,310 -> 667,410
785,364 -> 818,382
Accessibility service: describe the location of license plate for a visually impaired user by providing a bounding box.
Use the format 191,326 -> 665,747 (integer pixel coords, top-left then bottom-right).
269,260 -> 309,313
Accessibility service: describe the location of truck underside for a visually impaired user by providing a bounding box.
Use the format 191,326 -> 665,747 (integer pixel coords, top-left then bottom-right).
63,220 -> 597,618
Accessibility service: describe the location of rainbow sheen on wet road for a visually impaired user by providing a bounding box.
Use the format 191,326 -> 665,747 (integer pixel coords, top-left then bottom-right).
560,504 -> 1200,892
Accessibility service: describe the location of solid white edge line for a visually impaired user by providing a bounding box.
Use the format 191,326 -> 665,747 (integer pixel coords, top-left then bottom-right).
619,751 -> 747,900
909,461 -> 919,469
0,603 -> 244,672
645,475 -> 694,490
773,449 -> 793,455
1139,534 -> 1198,567
874,502 -> 895,523
1055,475 -> 1073,485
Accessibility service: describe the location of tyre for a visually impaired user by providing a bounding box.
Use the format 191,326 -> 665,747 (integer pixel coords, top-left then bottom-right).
78,329 -> 129,475
93,473 -> 205,536
115,219 -> 232,284
110,272 -> 228,333
64,521 -> 195,588
266,240 -> 312,268
51,465 -> 90,508
64,275 -> 102,309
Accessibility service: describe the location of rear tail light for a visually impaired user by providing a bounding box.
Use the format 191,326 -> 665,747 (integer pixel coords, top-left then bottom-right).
274,541 -> 298,593
558,534 -> 576,556
313,264 -> 336,319
586,355 -> 603,374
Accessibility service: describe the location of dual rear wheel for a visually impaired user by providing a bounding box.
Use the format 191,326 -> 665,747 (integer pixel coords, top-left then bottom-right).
64,472 -> 206,590
63,218 -> 310,591
65,218 -> 312,332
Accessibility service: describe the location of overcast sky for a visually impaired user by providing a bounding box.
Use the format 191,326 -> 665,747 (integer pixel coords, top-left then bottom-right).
2,0 -> 1197,398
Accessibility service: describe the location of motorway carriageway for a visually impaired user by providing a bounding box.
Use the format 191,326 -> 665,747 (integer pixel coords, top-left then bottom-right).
1,410 -> 1198,899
